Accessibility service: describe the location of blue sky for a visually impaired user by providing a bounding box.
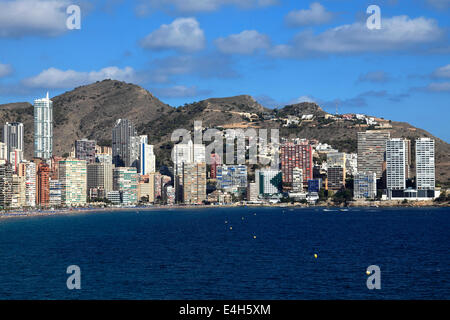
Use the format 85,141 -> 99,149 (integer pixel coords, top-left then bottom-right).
0,0 -> 449,141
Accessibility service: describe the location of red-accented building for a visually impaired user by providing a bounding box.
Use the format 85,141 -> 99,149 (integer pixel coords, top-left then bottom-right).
37,162 -> 51,206
280,142 -> 313,188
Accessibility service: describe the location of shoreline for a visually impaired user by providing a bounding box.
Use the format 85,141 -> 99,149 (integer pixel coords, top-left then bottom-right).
0,201 -> 448,220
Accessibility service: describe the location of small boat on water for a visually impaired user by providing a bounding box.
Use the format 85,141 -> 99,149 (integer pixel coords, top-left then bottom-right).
340,208 -> 349,212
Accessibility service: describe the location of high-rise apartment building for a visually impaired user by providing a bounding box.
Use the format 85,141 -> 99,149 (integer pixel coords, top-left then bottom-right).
75,139 -> 96,164
182,162 -> 206,204
11,174 -> 26,208
113,167 -> 138,204
34,93 -> 53,159
0,164 -> 13,208
37,163 -> 51,206
59,159 -> 87,206
327,166 -> 346,191
386,139 -> 406,191
357,130 -> 390,179
112,119 -> 138,168
18,161 -> 36,207
280,142 -> 313,188
415,138 -> 435,191
49,179 -> 62,206
87,162 -> 113,199
354,172 -> 377,199
139,143 -> 156,175
3,122 -> 23,162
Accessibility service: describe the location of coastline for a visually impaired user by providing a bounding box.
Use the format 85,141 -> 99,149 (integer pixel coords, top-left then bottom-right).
0,201 -> 448,220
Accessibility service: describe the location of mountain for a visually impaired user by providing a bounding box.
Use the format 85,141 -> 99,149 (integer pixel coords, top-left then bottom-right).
276,102 -> 327,117
0,80 -> 448,186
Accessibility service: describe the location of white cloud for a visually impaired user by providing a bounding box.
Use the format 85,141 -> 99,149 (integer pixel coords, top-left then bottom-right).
0,63 -> 13,78
140,18 -> 205,52
215,30 -> 270,55
22,66 -> 137,89
432,64 -> 450,78
135,0 -> 277,15
270,15 -> 444,58
285,2 -> 333,27
0,0 -> 71,38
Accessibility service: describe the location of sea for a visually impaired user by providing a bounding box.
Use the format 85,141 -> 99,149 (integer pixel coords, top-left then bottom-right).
0,206 -> 449,299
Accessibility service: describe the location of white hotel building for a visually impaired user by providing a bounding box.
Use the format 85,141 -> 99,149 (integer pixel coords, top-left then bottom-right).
34,93 -> 53,160
386,139 -> 406,193
416,138 -> 435,191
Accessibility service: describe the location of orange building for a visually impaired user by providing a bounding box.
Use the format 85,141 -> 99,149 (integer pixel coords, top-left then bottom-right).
37,163 -> 51,206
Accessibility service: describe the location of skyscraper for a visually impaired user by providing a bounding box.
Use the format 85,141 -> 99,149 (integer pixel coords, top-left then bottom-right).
112,119 -> 138,167
182,162 -> 206,205
3,122 -> 23,162
37,163 -> 51,206
415,138 -> 435,192
357,130 -> 390,179
280,142 -> 313,189
87,162 -> 113,199
386,139 -> 406,191
0,164 -> 13,208
18,161 -> 36,207
34,92 -> 53,159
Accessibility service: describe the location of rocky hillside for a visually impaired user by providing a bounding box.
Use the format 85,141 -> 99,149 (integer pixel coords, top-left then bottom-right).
0,80 -> 448,185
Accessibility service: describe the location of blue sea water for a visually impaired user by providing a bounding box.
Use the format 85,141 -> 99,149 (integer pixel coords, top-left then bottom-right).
0,207 -> 449,300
